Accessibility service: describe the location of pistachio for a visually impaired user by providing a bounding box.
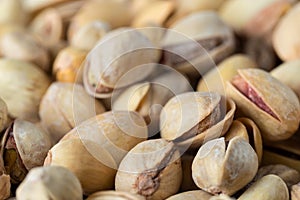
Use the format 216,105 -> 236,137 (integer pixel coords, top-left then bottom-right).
180,154 -> 198,192
271,59 -> 300,99
292,183 -> 300,200
39,82 -> 106,144
0,0 -> 27,25
83,28 -> 161,98
53,47 -> 88,83
192,136 -> 258,195
16,166 -> 82,200
115,139 -> 182,200
162,11 -> 235,76
23,0 -> 72,13
0,59 -> 50,122
226,68 -> 300,141
0,98 -> 8,132
166,190 -> 212,200
238,175 -> 289,200
197,54 -> 257,94
273,2 -> 300,61
87,191 -> 145,200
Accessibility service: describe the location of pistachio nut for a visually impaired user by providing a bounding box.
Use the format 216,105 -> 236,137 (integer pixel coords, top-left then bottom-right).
273,2 -> 300,61
226,68 -> 300,141
54,0 -> 85,22
166,190 -> 212,200
192,136 -> 258,195
16,166 -> 82,200
271,59 -> 300,99
22,0 -> 72,13
39,82 -> 106,144
1,119 -> 52,185
238,175 -> 289,200
292,183 -> 300,200
0,98 -> 8,132
162,11 -> 235,75
0,59 -> 50,122
197,54 -> 257,94
53,47 -> 88,83
0,0 -> 27,25
115,139 -> 182,200
160,92 -> 235,149
83,28 -> 161,98
180,154 -> 198,192
86,191 -> 145,200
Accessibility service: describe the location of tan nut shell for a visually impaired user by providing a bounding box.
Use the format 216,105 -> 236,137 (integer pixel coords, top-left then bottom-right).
23,0 -> 72,13
87,191 -> 145,200
166,190 -> 212,200
0,98 -> 8,132
226,68 -> 300,141
0,0 -> 27,25
39,82 -> 106,144
115,139 -> 182,200
16,166 -> 82,200
238,175 -> 289,200
192,137 -> 258,195
0,59 -> 50,122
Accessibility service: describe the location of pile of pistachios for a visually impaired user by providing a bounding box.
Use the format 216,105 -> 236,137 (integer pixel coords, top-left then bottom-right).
1,0 -> 300,199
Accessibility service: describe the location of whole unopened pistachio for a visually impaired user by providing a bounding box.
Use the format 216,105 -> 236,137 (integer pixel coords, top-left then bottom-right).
115,139 -> 182,200
16,166 -> 82,200
39,82 -> 106,143
238,175 -> 289,200
0,59 -> 50,122
192,136 -> 258,195
53,47 -> 88,83
87,191 -> 145,200
83,28 -> 161,98
292,183 -> 300,200
227,68 -> 300,141
166,190 -> 212,200
0,98 -> 8,132
271,59 -> 300,99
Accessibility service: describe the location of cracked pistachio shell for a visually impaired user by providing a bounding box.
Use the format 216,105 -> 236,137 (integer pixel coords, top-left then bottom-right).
210,194 -> 235,200
39,82 -> 106,144
238,175 -> 289,200
273,2 -> 300,61
166,190 -> 212,200
197,54 -> 257,94
192,137 -> 258,195
53,46 -> 88,83
0,98 -> 8,132
226,68 -> 300,141
0,0 -> 27,25
162,11 -> 235,75
115,139 -> 182,200
271,59 -> 300,99
83,28 -> 161,98
87,191 -> 145,200
0,59 -> 50,122
16,166 -> 82,200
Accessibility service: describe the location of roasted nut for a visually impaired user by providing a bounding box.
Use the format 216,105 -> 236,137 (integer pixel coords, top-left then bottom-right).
238,175 -> 289,200
0,98 -> 8,132
115,139 -> 182,200
16,166 -> 82,200
192,136 -> 258,195
0,59 -> 50,122
227,68 -> 300,141
166,190 -> 212,200
39,82 -> 106,143
87,191 -> 145,200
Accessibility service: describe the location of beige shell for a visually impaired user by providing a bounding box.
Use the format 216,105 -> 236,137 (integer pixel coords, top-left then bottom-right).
23,0 -> 72,13
226,68 -> 300,141
0,0 -> 27,25
115,139 -> 182,200
271,59 -> 300,99
162,11 -> 235,75
0,98 -> 8,132
273,2 -> 300,61
292,183 -> 300,200
0,59 -> 50,122
166,190 -> 212,200
16,166 -> 82,200
83,28 -> 161,98
87,191 -> 145,200
53,46 -> 88,83
238,175 -> 289,200
192,136 -> 258,195
39,82 -> 106,144
197,54 -> 257,94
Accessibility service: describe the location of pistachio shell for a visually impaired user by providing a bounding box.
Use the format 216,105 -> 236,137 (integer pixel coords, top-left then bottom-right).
0,0 -> 27,25
0,172 -> 10,200
166,190 -> 212,200
192,137 -> 258,195
226,68 -> 300,141
23,0 -> 72,13
16,166 -> 82,200
0,98 -> 8,132
0,59 -> 50,122
115,139 -> 182,200
238,175 -> 289,200
225,120 -> 249,142
292,183 -> 300,200
87,191 -> 145,200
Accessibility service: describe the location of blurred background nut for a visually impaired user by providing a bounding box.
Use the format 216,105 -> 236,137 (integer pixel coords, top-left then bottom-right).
86,191 -> 145,200
0,0 -> 27,26
39,82 -> 106,144
192,136 -> 258,195
0,59 -> 50,122
292,183 -> 300,200
16,166 -> 82,200
166,190 -> 212,200
22,0 -> 74,13
0,98 -> 8,133
115,139 -> 182,200
53,47 -> 88,83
